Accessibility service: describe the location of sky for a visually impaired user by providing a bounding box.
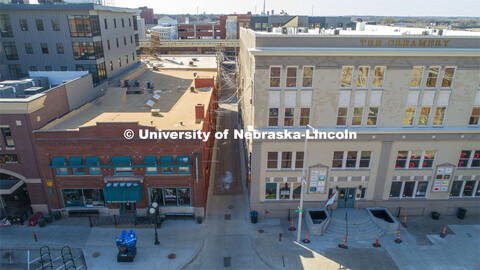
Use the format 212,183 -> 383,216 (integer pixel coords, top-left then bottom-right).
111,0 -> 480,17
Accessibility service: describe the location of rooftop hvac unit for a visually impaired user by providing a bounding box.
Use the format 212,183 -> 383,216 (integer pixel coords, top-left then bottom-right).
133,80 -> 140,87
438,29 -> 443,36
422,31 -> 429,36
124,80 -> 131,87
334,29 -> 340,35
147,81 -> 154,89
190,86 -> 195,92
282,27 -> 287,35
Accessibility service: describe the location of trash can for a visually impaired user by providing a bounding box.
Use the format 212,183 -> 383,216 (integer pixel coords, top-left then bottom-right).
250,211 -> 258,224
53,211 -> 62,220
44,214 -> 53,224
431,211 -> 440,220
457,208 -> 467,220
38,218 -> 46,228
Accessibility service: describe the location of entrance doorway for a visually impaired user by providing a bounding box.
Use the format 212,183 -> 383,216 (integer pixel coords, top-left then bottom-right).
119,203 -> 136,214
337,188 -> 355,208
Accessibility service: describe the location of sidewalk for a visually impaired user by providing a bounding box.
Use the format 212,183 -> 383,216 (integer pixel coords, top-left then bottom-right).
0,217 -> 205,270
248,214 -> 480,270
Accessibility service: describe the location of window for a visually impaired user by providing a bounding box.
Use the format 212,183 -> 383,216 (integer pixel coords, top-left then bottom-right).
425,67 -> 440,88
402,182 -> 415,197
52,19 -> 60,31
116,38 -> 119,48
69,157 -> 84,175
118,58 -> 121,67
130,35 -> 133,44
62,189 -> 104,208
160,156 -> 173,174
123,36 -> 126,46
113,18 -> 117,28
395,150 -> 436,169
302,66 -> 314,88
0,14 -> 14,37
150,188 -> 192,206
341,66 -> 353,88
410,66 -> 424,88
107,40 -> 110,50
112,156 -> 132,174
1,127 -> 14,147
359,151 -> 371,168
132,52 -> 135,61
336,107 -> 348,126
269,66 -> 281,88
75,63 -> 107,85
469,107 -> 480,126
281,152 -> 292,169
25,43 -> 33,54
346,151 -> 357,167
45,66 -> 53,71
441,67 -> 455,88
279,183 -> 291,199
268,108 -> 279,126
265,183 -> 277,199
417,107 -> 431,126
403,106 -> 416,126
52,157 -> 67,175
36,19 -> 44,31
415,181 -> 428,197
121,18 -> 125,28
458,150 -> 480,168
356,66 -> 370,88
56,43 -> 64,54
109,61 -> 113,71
129,18 -> 131,27
72,41 -> 104,60
433,107 -> 446,126
389,182 -> 402,197
293,183 -> 301,199
144,156 -> 157,174
29,66 -> 38,71
295,152 -> 304,169
372,66 -> 385,88
267,152 -> 278,169
300,108 -> 310,126
255,22 -> 261,29
125,54 -> 129,64
367,107 -> 378,126
3,42 -> 18,60
133,16 -> 138,30
332,151 -> 343,168
351,107 -> 363,126
104,18 -> 108,29
463,181 -> 475,196
135,34 -> 139,46
164,188 -> 177,206
60,66 -> 68,71
286,67 -> 297,88
177,156 -> 190,174
284,108 -> 294,126
40,43 -> 48,54
86,157 -> 101,175
68,15 -> 100,37
450,181 -> 463,197
20,19 -> 28,31
8,65 -> 22,78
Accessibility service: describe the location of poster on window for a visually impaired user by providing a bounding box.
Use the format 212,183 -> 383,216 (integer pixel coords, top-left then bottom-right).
308,166 -> 328,194
431,165 -> 454,193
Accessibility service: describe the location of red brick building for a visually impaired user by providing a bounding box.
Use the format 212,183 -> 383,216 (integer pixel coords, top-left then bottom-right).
139,6 -> 156,24
219,14 -> 252,39
34,69 -> 218,217
177,23 -> 221,39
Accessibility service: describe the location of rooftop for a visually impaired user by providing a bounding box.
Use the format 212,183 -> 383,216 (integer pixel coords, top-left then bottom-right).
0,3 -> 139,13
41,69 -> 216,131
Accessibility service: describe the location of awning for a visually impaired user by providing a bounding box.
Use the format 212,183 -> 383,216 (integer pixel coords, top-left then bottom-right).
104,182 -> 142,203
52,157 -> 66,166
144,156 -> 156,166
85,156 -> 99,166
69,157 -> 82,166
160,156 -> 173,165
177,156 -> 189,165
112,156 -> 131,166
0,174 -> 24,195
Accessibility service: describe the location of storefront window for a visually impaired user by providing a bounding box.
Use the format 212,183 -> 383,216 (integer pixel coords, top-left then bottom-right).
450,181 -> 463,197
415,181 -> 428,197
265,183 -> 277,199
149,187 -> 191,207
62,188 -> 104,208
462,181 -> 475,196
292,183 -> 301,199
279,183 -> 290,199
177,188 -> 191,205
402,182 -> 415,197
150,188 -> 164,206
389,182 -> 402,197
163,188 -> 178,206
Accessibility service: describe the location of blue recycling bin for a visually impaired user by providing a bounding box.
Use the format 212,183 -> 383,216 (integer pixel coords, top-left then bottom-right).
250,211 -> 258,224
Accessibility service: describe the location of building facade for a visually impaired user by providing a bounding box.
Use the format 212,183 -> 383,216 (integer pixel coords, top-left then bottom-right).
238,28 -> 480,219
0,3 -> 139,82
250,15 -> 353,32
138,6 -> 155,25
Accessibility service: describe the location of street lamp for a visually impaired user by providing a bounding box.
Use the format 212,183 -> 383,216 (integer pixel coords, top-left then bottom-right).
149,202 -> 160,245
297,124 -> 315,243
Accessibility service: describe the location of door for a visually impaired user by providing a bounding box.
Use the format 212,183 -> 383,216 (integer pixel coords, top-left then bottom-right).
337,188 -> 356,208
120,203 -> 136,214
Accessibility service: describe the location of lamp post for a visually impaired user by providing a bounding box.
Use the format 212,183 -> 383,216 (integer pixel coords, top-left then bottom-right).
297,124 -> 315,243
149,202 -> 160,245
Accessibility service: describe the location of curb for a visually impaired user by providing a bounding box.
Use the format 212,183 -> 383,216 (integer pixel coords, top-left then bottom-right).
178,236 -> 207,270
248,235 -> 277,269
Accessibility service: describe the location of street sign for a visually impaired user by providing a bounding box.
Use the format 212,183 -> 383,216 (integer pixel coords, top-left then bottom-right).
295,206 -> 304,213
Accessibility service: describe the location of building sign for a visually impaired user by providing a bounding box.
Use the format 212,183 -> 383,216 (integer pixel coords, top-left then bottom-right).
431,165 -> 455,192
360,39 -> 450,48
0,154 -> 19,164
308,165 -> 328,194
46,179 -> 53,187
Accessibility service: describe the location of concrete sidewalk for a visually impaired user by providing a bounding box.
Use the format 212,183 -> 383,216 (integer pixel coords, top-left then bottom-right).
0,217 -> 205,270
248,215 -> 480,270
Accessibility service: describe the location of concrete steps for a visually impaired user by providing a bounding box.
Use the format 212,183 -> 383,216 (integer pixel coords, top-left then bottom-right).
323,210 -> 383,240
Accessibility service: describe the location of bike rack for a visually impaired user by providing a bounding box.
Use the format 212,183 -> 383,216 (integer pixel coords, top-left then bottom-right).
61,246 -> 77,270
39,246 -> 53,270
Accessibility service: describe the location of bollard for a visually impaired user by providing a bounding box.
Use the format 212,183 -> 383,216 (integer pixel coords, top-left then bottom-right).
440,225 -> 447,238
372,234 -> 381,247
402,215 -> 407,228
33,232 -> 38,242
395,230 -> 402,244
279,233 -> 283,242
302,231 -> 310,243
338,235 -> 348,249
288,219 -> 296,231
